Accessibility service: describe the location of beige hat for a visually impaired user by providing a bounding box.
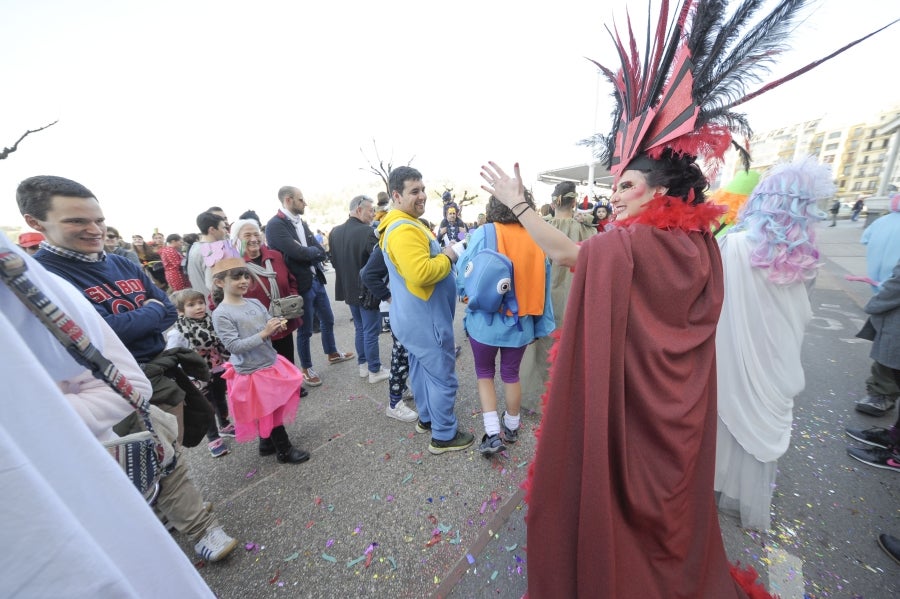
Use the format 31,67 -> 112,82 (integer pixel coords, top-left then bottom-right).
210,257 -> 247,276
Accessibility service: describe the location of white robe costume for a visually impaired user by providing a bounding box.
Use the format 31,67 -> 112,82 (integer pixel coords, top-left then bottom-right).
0,233 -> 214,598
714,230 -> 811,531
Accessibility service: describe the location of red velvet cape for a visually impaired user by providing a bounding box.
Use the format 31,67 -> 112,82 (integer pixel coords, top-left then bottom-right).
525,198 -> 769,598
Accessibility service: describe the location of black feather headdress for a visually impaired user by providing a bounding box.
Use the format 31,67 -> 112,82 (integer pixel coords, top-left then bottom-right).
586,0 -> 898,178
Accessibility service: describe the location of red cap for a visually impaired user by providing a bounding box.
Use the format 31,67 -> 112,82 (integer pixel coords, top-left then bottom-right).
18,232 -> 45,248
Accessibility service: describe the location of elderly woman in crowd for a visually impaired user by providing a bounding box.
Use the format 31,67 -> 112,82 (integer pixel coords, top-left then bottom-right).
230,218 -> 301,367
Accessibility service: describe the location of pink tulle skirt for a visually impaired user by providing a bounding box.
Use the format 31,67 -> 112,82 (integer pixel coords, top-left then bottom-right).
221,355 -> 303,443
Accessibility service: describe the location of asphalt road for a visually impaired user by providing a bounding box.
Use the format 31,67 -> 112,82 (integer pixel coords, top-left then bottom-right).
175,218 -> 898,598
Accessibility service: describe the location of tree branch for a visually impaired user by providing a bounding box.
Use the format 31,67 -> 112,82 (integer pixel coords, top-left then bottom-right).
0,120 -> 59,160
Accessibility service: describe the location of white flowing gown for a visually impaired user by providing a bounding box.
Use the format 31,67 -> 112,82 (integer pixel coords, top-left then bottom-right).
714,231 -> 811,531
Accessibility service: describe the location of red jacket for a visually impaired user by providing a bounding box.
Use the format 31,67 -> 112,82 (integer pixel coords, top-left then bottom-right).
243,245 -> 300,340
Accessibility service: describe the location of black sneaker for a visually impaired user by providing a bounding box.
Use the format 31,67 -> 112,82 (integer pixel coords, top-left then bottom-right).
428,430 -> 475,455
477,433 -> 506,455
415,419 -> 432,434
846,426 -> 895,449
846,446 -> 900,472
501,412 -> 518,444
854,394 -> 897,417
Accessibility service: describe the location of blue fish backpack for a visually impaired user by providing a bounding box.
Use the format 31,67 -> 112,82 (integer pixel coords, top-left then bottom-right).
462,224 -> 520,327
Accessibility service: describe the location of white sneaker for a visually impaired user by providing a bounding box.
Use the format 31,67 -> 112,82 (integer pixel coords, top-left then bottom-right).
194,525 -> 237,562
386,401 -> 418,422
368,368 -> 390,384
359,364 -> 369,378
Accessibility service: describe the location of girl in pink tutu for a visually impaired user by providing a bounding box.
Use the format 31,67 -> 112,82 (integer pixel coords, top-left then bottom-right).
210,257 -> 309,464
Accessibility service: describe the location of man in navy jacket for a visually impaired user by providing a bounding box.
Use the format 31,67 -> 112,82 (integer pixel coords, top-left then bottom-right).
266,185 -> 353,387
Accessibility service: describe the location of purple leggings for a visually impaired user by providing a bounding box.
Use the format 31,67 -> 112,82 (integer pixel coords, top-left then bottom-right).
469,337 -> 527,383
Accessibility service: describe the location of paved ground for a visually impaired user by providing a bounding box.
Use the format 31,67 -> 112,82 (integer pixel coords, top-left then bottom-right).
174,216 -> 898,598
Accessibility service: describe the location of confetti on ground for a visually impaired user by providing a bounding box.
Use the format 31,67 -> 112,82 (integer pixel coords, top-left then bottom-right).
346,555 -> 365,568
244,542 -> 260,552
364,552 -> 374,568
438,523 -> 452,534
517,461 -> 528,468
467,554 -> 476,564
504,544 -> 518,551
321,553 -> 337,563
245,469 -> 257,479
450,530 -> 462,545
401,473 -> 413,485
306,521 -> 315,529
325,539 -> 334,548
283,552 -> 300,562
491,570 -> 499,580
268,570 -> 280,585
425,533 -> 442,547
388,557 -> 397,570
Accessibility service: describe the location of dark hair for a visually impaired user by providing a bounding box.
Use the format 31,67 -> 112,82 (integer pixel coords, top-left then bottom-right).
205,206 -> 224,214
239,209 -> 261,226
17,175 -> 96,220
388,166 -> 423,195
166,233 -> 182,243
553,182 -> 579,209
171,288 -> 205,312
486,189 -> 536,225
106,226 -> 121,239
182,233 -> 199,248
632,149 -> 709,205
196,211 -> 226,235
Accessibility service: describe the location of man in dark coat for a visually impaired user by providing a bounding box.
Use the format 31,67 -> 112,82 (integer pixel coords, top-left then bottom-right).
328,196 -> 388,384
847,257 -> 900,470
265,186 -> 354,387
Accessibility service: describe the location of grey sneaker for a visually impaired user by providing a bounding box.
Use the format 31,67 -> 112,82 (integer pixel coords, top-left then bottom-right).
477,433 -> 506,455
846,426 -> 895,449
855,395 -> 897,417
501,412 -> 518,444
386,401 -> 418,422
415,419 -> 432,434
428,430 -> 475,455
194,526 -> 238,562
368,367 -> 390,384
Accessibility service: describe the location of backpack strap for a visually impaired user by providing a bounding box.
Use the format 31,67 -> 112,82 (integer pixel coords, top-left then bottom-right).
484,223 -> 497,251
487,223 -> 522,330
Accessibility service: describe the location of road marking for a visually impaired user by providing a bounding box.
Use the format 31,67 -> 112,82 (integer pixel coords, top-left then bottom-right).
767,546 -> 805,599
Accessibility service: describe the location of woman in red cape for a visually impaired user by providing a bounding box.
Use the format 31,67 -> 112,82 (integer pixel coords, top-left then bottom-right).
481,155 -> 774,599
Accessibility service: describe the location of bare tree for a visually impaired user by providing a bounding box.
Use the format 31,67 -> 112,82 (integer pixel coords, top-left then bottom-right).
360,139 -> 414,196
0,120 -> 58,160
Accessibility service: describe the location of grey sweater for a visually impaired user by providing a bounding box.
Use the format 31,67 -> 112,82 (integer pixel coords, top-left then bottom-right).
212,299 -> 277,375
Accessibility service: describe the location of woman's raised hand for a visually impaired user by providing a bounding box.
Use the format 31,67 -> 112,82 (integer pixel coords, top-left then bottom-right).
481,162 -> 525,208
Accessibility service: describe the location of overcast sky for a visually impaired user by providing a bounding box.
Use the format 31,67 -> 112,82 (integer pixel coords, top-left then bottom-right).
2,0 -> 898,234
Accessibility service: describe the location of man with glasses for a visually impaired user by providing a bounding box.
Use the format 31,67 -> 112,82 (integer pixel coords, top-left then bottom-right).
267,186 -> 354,387
187,210 -> 230,300
103,226 -> 141,265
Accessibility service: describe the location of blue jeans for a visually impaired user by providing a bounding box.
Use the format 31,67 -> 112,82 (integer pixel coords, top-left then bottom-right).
349,303 -> 382,372
297,279 -> 337,369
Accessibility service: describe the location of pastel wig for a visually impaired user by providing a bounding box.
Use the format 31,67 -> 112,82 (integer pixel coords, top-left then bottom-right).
731,157 -> 834,285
